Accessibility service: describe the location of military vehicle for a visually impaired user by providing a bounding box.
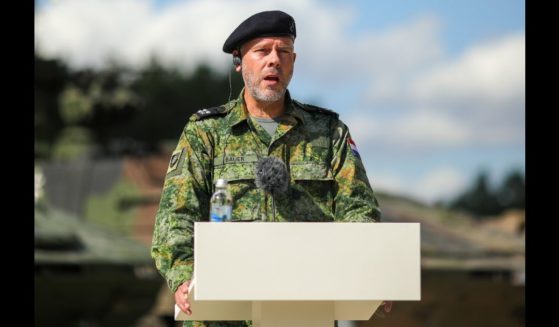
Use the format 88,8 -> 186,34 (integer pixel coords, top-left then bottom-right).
35,201 -> 162,326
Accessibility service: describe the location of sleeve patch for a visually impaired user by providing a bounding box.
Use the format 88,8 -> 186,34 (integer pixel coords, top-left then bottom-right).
167,149 -> 184,175
348,137 -> 361,159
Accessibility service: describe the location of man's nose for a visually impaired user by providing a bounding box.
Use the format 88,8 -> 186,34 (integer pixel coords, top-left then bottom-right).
267,49 -> 280,67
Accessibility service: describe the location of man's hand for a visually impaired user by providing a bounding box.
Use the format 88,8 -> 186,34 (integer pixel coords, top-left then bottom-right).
382,301 -> 392,313
374,301 -> 393,318
175,280 -> 192,315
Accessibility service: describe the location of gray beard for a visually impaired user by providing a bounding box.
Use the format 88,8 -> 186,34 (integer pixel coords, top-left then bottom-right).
242,65 -> 290,103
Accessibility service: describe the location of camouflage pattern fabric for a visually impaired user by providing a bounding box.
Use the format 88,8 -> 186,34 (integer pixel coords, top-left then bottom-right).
151,89 -> 381,326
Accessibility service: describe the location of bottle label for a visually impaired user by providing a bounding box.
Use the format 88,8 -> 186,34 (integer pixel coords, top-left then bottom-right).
210,205 -> 232,222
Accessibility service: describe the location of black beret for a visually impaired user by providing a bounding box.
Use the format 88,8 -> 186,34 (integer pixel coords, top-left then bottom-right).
223,10 -> 296,54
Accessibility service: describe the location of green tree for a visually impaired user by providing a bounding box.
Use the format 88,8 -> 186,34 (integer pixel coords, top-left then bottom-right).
496,170 -> 525,209
52,67 -> 140,160
127,60 -> 243,147
35,55 -> 69,158
35,54 -> 244,158
450,171 -> 502,217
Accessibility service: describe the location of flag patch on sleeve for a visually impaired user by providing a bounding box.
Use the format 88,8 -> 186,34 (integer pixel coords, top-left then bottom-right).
348,137 -> 361,159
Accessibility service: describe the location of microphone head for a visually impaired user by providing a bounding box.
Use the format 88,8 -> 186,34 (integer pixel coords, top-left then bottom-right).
255,157 -> 289,195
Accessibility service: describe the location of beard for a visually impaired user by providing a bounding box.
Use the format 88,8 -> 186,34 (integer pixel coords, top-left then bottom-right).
242,64 -> 292,103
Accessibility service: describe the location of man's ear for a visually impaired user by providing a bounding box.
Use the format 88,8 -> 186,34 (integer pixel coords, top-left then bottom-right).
235,64 -> 242,73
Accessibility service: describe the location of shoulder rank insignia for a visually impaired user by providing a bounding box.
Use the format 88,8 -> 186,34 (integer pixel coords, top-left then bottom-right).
294,100 -> 339,118
190,106 -> 228,121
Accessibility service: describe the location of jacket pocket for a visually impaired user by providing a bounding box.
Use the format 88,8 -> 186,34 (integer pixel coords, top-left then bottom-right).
212,160 -> 260,221
290,161 -> 334,181
287,161 -> 335,221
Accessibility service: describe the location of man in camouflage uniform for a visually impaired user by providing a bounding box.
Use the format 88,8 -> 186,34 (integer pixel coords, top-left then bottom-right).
151,10 -> 383,327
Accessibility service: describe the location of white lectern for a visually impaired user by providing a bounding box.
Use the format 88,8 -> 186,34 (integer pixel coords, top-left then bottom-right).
175,222 -> 421,327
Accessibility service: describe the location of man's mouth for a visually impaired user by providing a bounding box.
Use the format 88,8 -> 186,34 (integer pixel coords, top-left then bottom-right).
263,75 -> 280,83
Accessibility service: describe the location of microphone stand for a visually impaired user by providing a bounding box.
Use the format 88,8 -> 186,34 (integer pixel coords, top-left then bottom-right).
271,191 -> 276,222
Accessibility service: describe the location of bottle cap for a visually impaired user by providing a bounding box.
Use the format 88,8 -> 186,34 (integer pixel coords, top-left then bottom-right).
215,179 -> 228,188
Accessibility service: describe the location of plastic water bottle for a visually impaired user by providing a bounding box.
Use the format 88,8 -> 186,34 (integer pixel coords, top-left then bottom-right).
210,179 -> 233,222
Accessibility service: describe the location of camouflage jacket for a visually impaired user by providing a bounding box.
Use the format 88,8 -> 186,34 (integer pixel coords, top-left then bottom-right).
151,89 -> 381,294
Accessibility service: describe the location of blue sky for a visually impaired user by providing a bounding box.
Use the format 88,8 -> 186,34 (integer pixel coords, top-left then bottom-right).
35,0 -> 525,204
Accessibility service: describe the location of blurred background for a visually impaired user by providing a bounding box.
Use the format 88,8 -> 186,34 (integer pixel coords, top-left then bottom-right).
34,0 -> 524,326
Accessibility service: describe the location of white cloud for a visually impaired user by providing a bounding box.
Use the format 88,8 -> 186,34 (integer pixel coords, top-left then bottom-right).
35,0 -> 443,82
357,14 -> 443,78
370,173 -> 407,196
373,167 -> 467,204
415,168 -> 467,203
409,34 -> 525,111
350,33 -> 525,154
35,0 -> 354,73
36,0 -> 155,69
295,13 -> 444,84
367,33 -> 525,109
347,110 -> 473,153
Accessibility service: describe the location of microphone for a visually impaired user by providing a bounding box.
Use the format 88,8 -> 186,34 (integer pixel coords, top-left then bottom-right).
232,50 -> 242,66
254,157 -> 289,221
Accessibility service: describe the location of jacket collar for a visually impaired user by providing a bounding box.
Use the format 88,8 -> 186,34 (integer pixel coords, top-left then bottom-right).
225,88 -> 305,129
